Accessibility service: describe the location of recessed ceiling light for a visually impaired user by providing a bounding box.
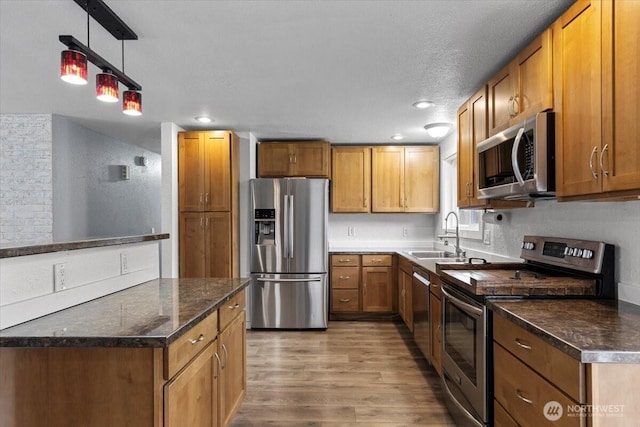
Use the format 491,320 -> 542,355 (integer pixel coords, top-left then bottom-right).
195,116 -> 213,123
391,134 -> 404,141
413,100 -> 435,109
424,123 -> 453,139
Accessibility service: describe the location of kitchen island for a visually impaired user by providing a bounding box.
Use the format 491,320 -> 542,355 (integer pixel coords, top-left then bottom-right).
0,277 -> 249,427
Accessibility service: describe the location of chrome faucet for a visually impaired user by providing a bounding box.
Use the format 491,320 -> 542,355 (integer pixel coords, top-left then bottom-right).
438,211 -> 466,258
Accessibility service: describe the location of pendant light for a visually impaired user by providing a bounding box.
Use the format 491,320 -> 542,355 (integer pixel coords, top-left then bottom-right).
96,71 -> 119,102
123,90 -> 142,116
60,49 -> 88,85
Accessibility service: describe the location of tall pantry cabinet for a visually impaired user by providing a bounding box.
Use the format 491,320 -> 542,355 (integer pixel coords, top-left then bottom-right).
178,131 -> 240,278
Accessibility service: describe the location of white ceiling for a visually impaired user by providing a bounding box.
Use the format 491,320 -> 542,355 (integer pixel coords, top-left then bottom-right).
0,0 -> 573,153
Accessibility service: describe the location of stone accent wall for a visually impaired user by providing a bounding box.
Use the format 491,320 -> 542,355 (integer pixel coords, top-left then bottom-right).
0,114 -> 53,244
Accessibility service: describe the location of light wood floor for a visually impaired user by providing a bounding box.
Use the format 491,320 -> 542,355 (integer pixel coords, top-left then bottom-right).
231,320 -> 455,426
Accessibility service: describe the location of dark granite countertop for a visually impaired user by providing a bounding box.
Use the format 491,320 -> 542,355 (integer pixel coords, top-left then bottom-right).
0,233 -> 170,258
0,277 -> 250,348
489,299 -> 640,364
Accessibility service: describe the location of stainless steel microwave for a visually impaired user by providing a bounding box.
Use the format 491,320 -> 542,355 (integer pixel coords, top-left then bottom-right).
476,111 -> 555,200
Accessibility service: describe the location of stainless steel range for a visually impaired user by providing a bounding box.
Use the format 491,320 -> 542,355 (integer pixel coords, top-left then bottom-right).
438,235 -> 615,427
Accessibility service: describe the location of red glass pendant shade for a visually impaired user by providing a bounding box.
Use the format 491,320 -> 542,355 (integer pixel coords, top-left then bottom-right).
96,73 -> 119,102
60,50 -> 88,85
122,90 -> 142,116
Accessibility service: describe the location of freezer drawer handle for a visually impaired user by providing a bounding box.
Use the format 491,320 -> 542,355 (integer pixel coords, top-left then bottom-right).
257,277 -> 323,283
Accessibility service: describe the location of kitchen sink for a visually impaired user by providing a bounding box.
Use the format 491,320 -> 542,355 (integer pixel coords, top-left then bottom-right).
406,250 -> 458,259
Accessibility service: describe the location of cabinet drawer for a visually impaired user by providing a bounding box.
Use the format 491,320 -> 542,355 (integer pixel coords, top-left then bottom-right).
494,343 -> 582,427
331,290 -> 360,312
493,314 -> 584,402
399,256 -> 412,274
219,290 -> 246,332
165,310 -> 218,379
362,254 -> 392,266
331,266 -> 360,289
331,254 -> 360,267
428,274 -> 442,299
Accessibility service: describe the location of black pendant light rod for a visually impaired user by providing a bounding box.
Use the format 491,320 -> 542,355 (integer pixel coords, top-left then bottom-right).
73,0 -> 137,41
59,35 -> 142,90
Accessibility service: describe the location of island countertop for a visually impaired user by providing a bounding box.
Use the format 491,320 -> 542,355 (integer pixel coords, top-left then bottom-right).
0,277 -> 250,348
488,298 -> 640,363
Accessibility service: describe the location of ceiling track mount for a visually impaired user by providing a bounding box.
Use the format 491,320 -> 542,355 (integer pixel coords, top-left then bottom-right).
72,0 -> 137,40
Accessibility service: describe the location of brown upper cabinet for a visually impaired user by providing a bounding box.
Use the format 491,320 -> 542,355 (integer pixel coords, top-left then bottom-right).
179,131 -> 235,212
487,28 -> 553,136
371,146 -> 439,213
554,0 -> 640,200
258,141 -> 331,178
331,146 -> 371,213
458,86 -> 490,209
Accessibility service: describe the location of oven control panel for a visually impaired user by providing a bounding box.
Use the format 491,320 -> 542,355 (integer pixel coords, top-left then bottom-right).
520,235 -> 613,274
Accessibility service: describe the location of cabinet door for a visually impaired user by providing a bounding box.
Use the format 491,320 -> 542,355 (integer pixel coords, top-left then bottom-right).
331,146 -> 371,212
487,62 -> 515,136
514,28 -> 553,120
601,0 -> 640,193
293,142 -> 330,177
204,132 -> 231,211
371,147 -> 404,212
403,271 -> 413,332
554,0 -> 603,198
404,146 -> 439,213
469,87 -> 491,208
205,212 -> 231,278
219,312 -> 246,427
398,271 -> 406,323
179,132 -> 205,212
457,101 -> 472,208
164,341 -> 216,427
257,143 -> 292,177
429,293 -> 442,376
180,213 -> 206,278
362,266 -> 393,312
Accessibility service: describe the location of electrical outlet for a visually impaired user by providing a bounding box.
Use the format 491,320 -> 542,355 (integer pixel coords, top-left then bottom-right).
347,226 -> 355,237
54,263 -> 66,291
483,230 -> 491,245
402,227 -> 408,237
120,253 -> 129,274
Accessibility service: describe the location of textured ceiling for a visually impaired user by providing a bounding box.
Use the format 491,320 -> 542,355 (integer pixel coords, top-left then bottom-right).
0,0 -> 573,153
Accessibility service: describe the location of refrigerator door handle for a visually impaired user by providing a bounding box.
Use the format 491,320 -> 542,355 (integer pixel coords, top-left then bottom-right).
283,194 -> 289,258
289,195 -> 294,258
257,277 -> 323,283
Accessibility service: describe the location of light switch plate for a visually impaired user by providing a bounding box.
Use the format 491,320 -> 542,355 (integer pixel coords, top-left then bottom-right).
120,253 -> 129,274
54,263 -> 66,291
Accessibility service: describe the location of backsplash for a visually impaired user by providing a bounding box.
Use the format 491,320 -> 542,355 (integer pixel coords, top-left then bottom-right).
0,114 -> 53,245
329,213 -> 436,248
459,199 -> 640,304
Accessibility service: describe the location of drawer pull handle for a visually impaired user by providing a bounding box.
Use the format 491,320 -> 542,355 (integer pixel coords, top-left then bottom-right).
515,338 -> 532,350
516,389 -> 533,405
221,343 -> 228,369
189,334 -> 205,345
214,352 -> 222,379
339,298 -> 351,303
339,276 -> 351,280
229,302 -> 240,310
339,259 -> 351,263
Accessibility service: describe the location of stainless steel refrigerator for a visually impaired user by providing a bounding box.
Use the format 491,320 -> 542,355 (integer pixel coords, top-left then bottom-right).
250,178 -> 328,329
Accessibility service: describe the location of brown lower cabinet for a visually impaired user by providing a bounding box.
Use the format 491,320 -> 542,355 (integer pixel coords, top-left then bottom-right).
330,253 -> 395,316
0,290 -> 247,427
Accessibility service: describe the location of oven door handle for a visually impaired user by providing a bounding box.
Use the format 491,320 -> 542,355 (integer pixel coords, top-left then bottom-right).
441,373 -> 484,427
511,127 -> 526,187
441,286 -> 483,317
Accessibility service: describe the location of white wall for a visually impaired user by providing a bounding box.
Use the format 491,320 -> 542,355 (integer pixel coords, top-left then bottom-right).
160,122 -> 183,278
0,114 -> 53,244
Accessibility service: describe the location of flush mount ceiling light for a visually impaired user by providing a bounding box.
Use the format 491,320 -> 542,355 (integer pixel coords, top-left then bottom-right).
424,122 -> 453,139
195,116 -> 213,124
391,134 -> 404,141
59,0 -> 142,115
413,100 -> 435,109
